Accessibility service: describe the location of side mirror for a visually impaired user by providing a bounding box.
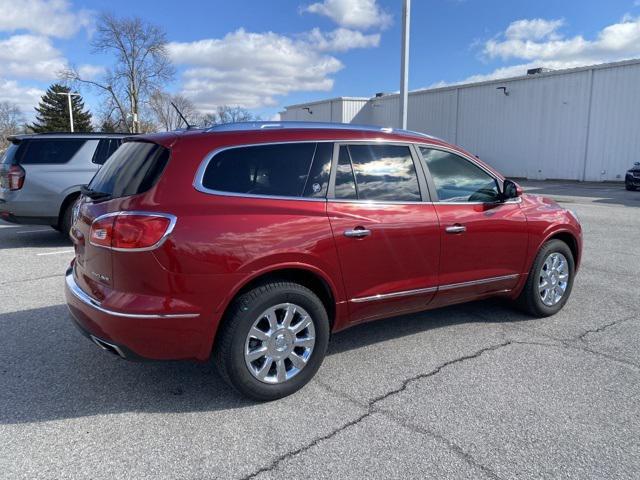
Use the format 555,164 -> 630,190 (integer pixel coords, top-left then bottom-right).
502,179 -> 522,200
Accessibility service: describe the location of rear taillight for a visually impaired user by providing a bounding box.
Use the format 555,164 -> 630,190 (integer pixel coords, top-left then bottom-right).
89,212 -> 175,251
7,165 -> 25,191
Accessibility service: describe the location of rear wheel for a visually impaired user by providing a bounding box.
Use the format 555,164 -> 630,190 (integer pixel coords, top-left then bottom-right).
516,239 -> 575,317
58,197 -> 78,240
215,281 -> 330,401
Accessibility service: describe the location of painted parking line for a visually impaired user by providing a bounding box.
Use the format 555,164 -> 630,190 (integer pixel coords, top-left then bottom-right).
16,229 -> 53,234
36,250 -> 75,256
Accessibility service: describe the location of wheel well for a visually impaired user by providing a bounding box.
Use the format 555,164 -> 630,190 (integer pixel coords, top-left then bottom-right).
58,191 -> 80,226
548,232 -> 578,263
232,268 -> 336,328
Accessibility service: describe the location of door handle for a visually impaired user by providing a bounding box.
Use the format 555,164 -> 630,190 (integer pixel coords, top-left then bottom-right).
445,224 -> 466,234
344,227 -> 371,238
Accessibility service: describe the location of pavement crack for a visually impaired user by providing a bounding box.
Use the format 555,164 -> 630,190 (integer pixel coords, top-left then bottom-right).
241,340 -> 514,480
574,315 -> 636,342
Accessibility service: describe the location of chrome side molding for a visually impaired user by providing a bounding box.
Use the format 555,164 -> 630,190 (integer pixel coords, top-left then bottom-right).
350,274 -> 519,303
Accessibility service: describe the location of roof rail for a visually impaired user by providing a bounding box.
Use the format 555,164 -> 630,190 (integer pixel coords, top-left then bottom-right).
205,121 -> 440,140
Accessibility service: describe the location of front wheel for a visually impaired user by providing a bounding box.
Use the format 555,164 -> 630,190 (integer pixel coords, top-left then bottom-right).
626,183 -> 636,191
215,281 -> 330,401
516,239 -> 575,317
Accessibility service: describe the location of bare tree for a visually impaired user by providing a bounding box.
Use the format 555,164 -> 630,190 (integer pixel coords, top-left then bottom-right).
202,106 -> 260,126
0,102 -> 25,151
149,90 -> 200,131
62,13 -> 174,133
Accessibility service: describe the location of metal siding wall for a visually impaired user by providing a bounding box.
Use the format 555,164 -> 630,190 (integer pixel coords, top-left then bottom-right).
407,89 -> 458,142
456,72 -> 591,180
584,63 -> 640,181
342,100 -> 369,123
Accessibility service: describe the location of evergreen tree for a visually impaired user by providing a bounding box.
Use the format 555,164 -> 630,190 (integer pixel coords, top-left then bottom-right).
30,84 -> 92,133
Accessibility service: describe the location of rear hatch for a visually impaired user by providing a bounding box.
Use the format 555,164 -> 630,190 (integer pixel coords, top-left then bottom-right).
71,140 -> 171,300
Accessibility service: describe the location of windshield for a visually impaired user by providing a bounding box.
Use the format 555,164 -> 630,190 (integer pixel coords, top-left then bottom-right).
89,141 -> 169,199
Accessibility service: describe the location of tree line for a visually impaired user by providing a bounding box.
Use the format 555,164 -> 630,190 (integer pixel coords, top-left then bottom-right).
0,12 -> 260,150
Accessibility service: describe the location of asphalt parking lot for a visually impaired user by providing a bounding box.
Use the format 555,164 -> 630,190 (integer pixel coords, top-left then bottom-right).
1,181 -> 639,480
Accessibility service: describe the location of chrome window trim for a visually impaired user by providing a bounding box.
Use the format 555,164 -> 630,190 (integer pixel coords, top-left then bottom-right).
89,211 -> 177,252
349,273 -> 520,303
66,271 -> 199,319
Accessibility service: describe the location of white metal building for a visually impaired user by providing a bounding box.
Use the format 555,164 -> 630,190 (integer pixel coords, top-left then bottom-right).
280,59 -> 640,182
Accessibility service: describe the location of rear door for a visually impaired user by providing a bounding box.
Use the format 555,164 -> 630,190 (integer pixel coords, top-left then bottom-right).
17,138 -> 98,217
327,143 -> 440,323
417,147 -> 528,305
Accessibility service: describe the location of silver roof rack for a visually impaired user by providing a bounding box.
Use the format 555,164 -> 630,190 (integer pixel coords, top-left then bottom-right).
205,121 -> 440,140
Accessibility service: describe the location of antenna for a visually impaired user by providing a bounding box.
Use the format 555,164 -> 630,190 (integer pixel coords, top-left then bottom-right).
170,101 -> 192,129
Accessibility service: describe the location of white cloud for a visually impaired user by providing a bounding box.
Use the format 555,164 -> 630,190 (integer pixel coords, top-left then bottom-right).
77,64 -> 105,80
0,35 -> 67,80
432,15 -> 640,87
304,27 -> 380,51
484,16 -> 640,64
0,0 -> 92,38
503,18 -> 565,41
0,79 -> 44,112
169,27 -> 381,110
302,0 -> 392,30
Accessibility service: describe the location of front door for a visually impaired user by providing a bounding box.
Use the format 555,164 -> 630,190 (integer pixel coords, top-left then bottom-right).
417,147 -> 529,305
328,143 -> 440,323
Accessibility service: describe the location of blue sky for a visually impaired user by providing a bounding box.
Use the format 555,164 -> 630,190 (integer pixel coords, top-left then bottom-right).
2,0 -> 640,122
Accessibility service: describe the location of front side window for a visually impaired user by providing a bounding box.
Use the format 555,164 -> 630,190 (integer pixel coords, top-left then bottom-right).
21,139 -> 86,165
202,143 -> 327,198
420,148 -> 500,203
334,144 -> 421,202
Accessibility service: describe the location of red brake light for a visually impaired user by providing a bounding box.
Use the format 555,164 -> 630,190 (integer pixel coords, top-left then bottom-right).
8,165 -> 25,191
89,215 -> 115,248
90,212 -> 174,250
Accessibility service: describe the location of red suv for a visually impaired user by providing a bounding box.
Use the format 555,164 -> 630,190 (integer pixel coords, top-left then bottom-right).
65,122 -> 582,400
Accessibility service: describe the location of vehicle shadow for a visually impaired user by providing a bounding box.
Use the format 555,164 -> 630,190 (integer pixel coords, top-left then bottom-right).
520,180 -> 640,208
0,300 -> 529,425
0,223 -> 71,249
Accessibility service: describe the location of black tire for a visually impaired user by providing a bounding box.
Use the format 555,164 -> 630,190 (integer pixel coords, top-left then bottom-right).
215,281 -> 330,401
626,184 -> 636,191
59,198 -> 77,240
516,239 -> 575,317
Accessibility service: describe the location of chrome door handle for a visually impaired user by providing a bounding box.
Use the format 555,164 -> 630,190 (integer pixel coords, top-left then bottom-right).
445,225 -> 466,234
344,228 -> 371,238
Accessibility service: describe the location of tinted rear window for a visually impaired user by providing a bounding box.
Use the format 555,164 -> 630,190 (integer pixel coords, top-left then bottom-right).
21,139 -> 86,164
89,142 -> 169,199
202,143 -> 328,198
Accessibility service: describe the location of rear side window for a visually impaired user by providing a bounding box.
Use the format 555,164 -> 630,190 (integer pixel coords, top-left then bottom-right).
202,143 -> 328,198
92,138 -> 122,165
21,139 -> 86,164
334,144 -> 421,202
89,142 -> 169,199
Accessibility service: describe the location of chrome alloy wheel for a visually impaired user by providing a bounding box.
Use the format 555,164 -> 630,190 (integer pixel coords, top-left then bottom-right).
538,252 -> 570,306
244,303 -> 316,384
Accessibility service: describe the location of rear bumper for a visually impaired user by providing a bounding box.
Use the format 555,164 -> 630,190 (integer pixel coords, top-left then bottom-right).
65,268 -> 207,361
